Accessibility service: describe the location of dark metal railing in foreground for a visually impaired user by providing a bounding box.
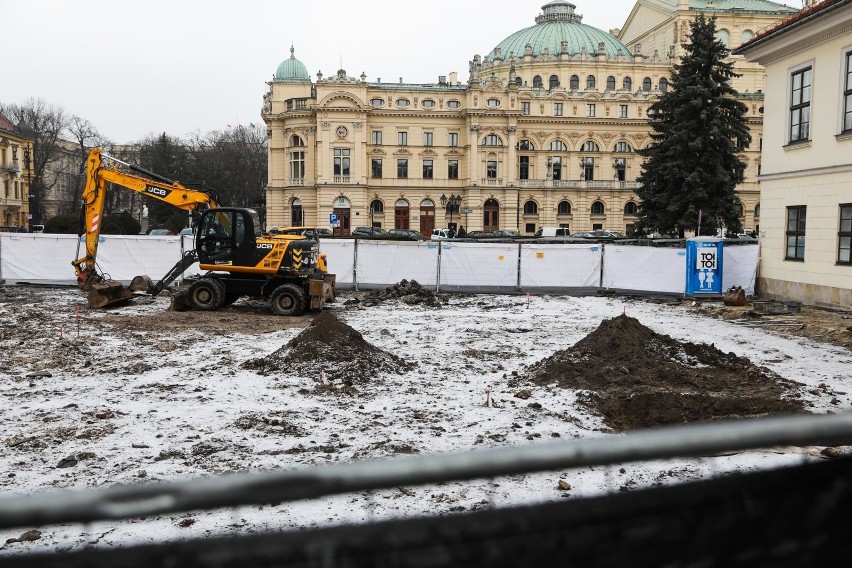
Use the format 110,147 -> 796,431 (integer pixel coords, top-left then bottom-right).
1,412 -> 850,531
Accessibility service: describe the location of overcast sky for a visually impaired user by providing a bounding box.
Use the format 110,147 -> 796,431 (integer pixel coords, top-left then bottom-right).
3,0 -> 802,144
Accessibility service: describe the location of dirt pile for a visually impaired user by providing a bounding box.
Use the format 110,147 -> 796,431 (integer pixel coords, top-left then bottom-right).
243,310 -> 412,386
524,314 -> 805,431
360,280 -> 444,308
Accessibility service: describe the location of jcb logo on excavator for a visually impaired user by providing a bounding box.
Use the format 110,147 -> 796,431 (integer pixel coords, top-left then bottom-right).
145,186 -> 169,198
257,243 -> 273,249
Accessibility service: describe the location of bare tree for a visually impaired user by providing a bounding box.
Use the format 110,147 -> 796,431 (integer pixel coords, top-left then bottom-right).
0,98 -> 69,224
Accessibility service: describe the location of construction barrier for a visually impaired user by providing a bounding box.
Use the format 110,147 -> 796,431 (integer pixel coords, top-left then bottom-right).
0,233 -> 759,296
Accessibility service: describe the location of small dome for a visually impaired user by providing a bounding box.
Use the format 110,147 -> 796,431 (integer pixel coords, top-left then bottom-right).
274,46 -> 310,83
485,1 -> 631,61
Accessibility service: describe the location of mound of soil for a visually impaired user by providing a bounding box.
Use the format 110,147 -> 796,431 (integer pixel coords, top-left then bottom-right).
525,314 -> 805,431
243,310 -> 412,385
361,280 -> 444,308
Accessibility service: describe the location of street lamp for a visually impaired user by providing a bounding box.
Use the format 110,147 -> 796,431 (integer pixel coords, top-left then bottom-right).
440,193 -> 462,235
22,146 -> 33,227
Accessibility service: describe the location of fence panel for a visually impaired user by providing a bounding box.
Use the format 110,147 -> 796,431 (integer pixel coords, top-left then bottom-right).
722,244 -> 759,295
439,242 -> 519,292
320,239 -> 356,287
603,245 -> 687,294
355,240 -> 438,289
520,243 -> 602,290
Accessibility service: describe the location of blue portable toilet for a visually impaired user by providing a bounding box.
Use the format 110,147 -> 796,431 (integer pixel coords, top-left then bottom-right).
685,237 -> 724,297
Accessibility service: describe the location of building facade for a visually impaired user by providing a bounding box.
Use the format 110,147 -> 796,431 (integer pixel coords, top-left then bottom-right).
0,113 -> 33,229
737,0 -> 852,309
263,0 -> 794,237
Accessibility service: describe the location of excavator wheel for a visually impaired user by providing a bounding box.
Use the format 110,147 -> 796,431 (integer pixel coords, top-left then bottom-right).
187,278 -> 226,311
270,284 -> 307,316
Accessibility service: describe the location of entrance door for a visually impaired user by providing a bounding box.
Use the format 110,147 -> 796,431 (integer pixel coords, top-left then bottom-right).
395,199 -> 410,230
419,199 -> 435,235
333,208 -> 350,236
483,198 -> 499,232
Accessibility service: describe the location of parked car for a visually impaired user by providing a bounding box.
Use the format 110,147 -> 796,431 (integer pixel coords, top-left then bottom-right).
466,230 -> 496,238
352,226 -> 389,237
179,228 -> 195,236
534,227 -> 571,237
430,228 -> 453,240
148,228 -> 173,236
493,229 -> 521,238
388,229 -> 424,240
271,226 -> 332,239
570,230 -> 625,239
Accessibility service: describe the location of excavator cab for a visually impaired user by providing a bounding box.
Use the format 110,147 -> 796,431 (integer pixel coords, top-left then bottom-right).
196,208 -> 261,267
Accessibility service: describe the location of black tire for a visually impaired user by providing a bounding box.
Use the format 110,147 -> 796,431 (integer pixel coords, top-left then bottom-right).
188,278 -> 225,311
270,284 -> 307,316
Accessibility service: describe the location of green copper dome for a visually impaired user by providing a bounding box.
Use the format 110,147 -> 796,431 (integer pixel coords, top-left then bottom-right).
274,46 -> 310,83
485,1 -> 631,61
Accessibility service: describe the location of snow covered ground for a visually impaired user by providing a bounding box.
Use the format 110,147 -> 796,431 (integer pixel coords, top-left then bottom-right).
0,287 -> 850,555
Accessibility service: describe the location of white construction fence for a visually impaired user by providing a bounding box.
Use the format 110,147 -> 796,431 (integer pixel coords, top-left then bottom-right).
0,233 -> 759,296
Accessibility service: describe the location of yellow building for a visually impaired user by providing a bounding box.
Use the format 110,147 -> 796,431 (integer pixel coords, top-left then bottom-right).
0,112 -> 33,230
263,0 -> 795,237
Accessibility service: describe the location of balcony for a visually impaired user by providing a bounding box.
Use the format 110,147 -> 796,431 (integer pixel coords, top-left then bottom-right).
288,178 -> 306,187
2,161 -> 20,173
512,179 -> 643,190
479,178 -> 503,187
333,175 -> 351,184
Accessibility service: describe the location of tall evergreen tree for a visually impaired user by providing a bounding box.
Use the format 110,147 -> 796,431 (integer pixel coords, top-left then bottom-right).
635,14 -> 750,237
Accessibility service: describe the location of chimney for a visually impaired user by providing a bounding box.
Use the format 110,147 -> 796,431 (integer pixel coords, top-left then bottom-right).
449,71 -> 458,85
439,75 -> 447,85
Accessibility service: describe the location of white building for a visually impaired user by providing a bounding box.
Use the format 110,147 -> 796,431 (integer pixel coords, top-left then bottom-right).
737,0 -> 852,309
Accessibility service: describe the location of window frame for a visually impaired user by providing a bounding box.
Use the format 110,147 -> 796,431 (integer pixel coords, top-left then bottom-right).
838,203 -> 852,265
422,159 -> 434,179
448,159 -> 459,180
587,103 -> 596,117
619,104 -> 628,118
554,102 -> 563,116
398,131 -> 408,146
448,132 -> 459,147
785,205 -> 807,261
423,132 -> 434,147
521,101 -> 531,115
333,148 -> 350,176
788,64 -> 813,144
371,158 -> 382,178
843,50 -> 852,134
371,130 -> 382,145
397,159 -> 409,179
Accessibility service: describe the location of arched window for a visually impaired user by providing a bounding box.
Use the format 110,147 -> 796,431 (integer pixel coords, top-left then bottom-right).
736,201 -> 745,218
523,200 -> 539,215
586,75 -> 596,89
570,75 -> 580,90
370,199 -> 384,214
659,78 -> 669,92
606,76 -> 616,91
741,30 -> 754,44
755,203 -> 761,218
290,135 -> 305,147
642,77 -> 652,92
533,75 -> 543,88
716,29 -> 730,47
549,140 -> 568,151
623,76 -> 633,91
624,202 -> 638,215
557,200 -> 572,215
518,139 -> 534,151
581,140 -> 599,152
591,201 -> 606,215
290,198 -> 303,226
482,134 -> 503,146
515,77 -> 522,86
614,141 -> 632,153
549,74 -> 560,89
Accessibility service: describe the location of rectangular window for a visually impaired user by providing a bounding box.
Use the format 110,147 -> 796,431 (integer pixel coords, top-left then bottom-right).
290,151 -> 305,179
448,159 -> 459,179
551,156 -> 562,180
397,159 -> 408,178
789,67 -> 812,143
521,102 -> 530,115
423,132 -> 433,147
619,104 -> 628,118
519,156 -> 529,180
333,148 -> 350,176
839,204 -> 852,264
786,206 -> 807,260
525,223 -> 536,234
587,104 -> 596,117
371,130 -> 382,145
486,160 -> 497,179
371,159 -> 382,178
398,131 -> 408,146
844,52 -> 852,133
448,132 -> 459,147
422,159 -> 433,179
554,103 -> 563,116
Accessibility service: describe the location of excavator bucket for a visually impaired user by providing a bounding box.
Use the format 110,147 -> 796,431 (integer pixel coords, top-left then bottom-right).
128,275 -> 154,292
87,282 -> 134,309
723,286 -> 749,307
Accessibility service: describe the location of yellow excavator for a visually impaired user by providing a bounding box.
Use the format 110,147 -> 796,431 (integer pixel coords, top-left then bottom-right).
72,148 -> 335,315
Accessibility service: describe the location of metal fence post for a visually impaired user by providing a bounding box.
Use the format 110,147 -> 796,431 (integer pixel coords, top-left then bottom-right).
435,241 -> 442,294
516,242 -> 522,292
353,238 -> 359,292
